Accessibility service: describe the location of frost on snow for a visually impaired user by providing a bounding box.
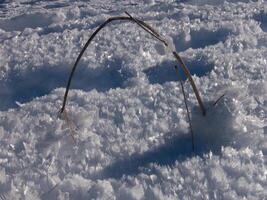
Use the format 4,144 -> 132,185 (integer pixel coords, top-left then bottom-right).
0,0 -> 266,199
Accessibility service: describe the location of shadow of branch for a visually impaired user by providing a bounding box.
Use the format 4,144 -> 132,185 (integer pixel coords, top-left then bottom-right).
100,133 -> 193,179
98,100 -> 236,180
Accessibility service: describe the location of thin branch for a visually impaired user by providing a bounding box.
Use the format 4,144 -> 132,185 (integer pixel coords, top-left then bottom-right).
125,12 -> 168,46
59,13 -> 205,117
59,16 -> 131,114
174,65 -> 195,152
173,52 -> 206,116
213,93 -> 226,106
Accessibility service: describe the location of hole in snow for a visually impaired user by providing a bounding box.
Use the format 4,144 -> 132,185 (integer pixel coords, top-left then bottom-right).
174,28 -> 231,52
101,133 -> 193,179
144,56 -> 213,85
254,12 -> 267,32
0,12 -> 55,32
0,59 -> 132,111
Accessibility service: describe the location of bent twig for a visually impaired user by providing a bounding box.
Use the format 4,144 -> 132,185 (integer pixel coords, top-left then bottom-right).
174,65 -> 195,151
60,13 -> 206,116
213,93 -> 225,106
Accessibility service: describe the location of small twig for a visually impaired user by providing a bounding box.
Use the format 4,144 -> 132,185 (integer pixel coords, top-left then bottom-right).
213,93 -> 226,106
174,66 -> 195,152
125,12 -> 168,46
173,52 -> 206,116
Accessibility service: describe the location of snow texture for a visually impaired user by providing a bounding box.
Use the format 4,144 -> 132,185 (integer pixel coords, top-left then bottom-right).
0,0 -> 266,199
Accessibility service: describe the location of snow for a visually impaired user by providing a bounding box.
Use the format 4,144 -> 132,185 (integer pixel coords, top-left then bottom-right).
0,0 -> 266,199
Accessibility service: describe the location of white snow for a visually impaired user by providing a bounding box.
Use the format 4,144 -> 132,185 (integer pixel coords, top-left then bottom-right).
0,0 -> 266,199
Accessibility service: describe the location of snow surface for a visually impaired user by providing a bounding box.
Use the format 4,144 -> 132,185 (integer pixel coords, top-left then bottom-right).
0,0 -> 266,199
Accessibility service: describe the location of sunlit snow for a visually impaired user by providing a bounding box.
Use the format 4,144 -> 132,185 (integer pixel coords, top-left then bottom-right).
0,0 -> 266,199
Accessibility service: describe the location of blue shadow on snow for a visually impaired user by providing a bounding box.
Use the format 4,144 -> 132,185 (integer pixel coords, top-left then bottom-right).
144,57 -> 213,84
254,11 -> 267,32
100,100 -> 236,179
174,28 -> 231,52
0,59 -> 132,111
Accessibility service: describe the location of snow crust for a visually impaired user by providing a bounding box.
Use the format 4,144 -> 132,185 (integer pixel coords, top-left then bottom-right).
0,0 -> 266,199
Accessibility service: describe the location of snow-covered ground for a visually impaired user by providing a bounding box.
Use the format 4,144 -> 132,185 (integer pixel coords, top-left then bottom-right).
0,0 -> 266,199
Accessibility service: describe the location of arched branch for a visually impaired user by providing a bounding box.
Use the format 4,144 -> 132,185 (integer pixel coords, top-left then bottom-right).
59,13 -> 206,116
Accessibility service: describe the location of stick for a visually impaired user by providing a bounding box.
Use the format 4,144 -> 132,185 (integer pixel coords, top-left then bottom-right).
174,65 -> 195,152
125,12 -> 168,46
59,13 -> 205,117
173,52 -> 206,116
213,93 -> 225,106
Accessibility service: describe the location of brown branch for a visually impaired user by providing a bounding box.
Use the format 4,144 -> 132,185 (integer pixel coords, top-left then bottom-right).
60,16 -> 131,114
173,52 -> 206,116
59,13 -> 206,117
124,12 -> 168,46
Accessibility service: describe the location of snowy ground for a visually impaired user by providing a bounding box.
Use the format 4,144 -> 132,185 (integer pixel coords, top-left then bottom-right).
0,0 -> 266,199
